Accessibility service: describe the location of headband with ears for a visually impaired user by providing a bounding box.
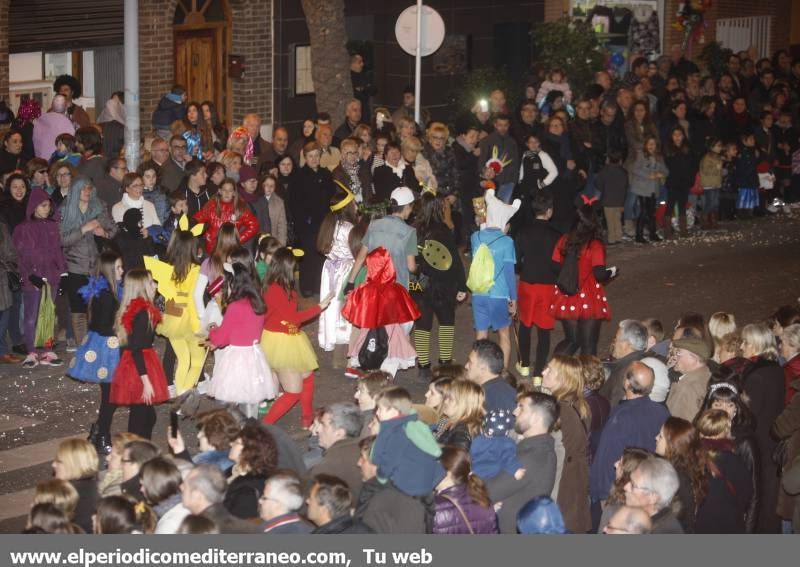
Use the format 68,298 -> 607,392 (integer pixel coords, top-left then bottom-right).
178,214 -> 205,237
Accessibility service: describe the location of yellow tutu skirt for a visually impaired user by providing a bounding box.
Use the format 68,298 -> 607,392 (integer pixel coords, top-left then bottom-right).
260,330 -> 318,373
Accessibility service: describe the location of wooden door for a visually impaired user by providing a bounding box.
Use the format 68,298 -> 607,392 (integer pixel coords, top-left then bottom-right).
174,28 -> 220,110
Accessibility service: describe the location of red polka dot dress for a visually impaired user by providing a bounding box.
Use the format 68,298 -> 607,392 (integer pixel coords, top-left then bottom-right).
550,236 -> 611,321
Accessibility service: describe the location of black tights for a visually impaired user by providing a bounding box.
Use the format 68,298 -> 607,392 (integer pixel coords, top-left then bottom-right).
128,405 -> 157,439
554,319 -> 602,356
518,324 -> 551,375
162,340 -> 175,386
97,383 -> 118,440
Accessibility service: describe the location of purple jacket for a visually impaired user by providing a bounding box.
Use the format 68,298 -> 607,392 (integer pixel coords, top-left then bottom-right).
433,484 -> 498,534
12,188 -> 66,293
32,112 -> 75,160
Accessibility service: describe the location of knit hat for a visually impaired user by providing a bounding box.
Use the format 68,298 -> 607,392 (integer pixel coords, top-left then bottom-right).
517,496 -> 568,534
483,409 -> 514,438
484,189 -> 520,229
641,357 -> 670,403
239,165 -> 257,183
672,337 -> 711,362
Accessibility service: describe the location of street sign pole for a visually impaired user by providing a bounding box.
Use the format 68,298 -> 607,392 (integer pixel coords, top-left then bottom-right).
414,0 -> 422,124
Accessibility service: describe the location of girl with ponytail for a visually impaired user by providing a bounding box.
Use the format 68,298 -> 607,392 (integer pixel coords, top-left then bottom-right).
432,446 -> 498,534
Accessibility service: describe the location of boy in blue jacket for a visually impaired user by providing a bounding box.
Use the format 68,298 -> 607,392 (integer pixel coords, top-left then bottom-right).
371,386 -> 444,497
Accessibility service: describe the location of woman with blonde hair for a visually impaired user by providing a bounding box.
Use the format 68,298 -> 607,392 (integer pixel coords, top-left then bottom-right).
740,321 -> 784,532
401,136 -> 437,191
435,379 -> 485,450
694,409 -> 753,533
51,438 -> 99,533
541,353 -> 591,533
33,479 -> 79,522
709,312 -> 737,362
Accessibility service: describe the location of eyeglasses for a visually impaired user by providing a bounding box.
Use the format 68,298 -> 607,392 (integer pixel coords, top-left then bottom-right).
57,172 -> 72,178
431,136 -> 446,141
171,144 -> 187,151
121,458 -> 133,464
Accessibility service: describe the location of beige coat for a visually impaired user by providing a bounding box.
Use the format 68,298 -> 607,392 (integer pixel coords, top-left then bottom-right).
666,365 -> 711,421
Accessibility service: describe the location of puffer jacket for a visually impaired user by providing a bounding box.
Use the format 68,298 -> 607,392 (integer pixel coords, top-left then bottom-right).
193,199 -> 259,253
12,188 -> 66,293
433,484 -> 498,534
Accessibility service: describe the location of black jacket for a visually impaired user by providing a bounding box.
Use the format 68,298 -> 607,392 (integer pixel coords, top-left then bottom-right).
355,478 -> 427,534
695,439 -> 753,533
202,502 -> 261,534
312,514 -> 375,534
435,422 -> 472,451
372,164 -> 418,203
516,219 -> 561,284
224,472 -> 267,520
452,141 -> 481,202
71,476 -> 98,534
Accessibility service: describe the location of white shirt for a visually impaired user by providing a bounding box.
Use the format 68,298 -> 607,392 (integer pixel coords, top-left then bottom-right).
112,194 -> 162,227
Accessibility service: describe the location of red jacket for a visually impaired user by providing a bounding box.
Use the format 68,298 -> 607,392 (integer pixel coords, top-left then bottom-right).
785,354 -> 800,405
193,199 -> 258,253
262,283 -> 321,333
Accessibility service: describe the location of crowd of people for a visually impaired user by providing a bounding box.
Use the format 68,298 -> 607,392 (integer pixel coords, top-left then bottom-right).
1,44 -> 800,536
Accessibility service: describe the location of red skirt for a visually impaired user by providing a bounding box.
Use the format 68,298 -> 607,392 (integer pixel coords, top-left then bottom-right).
518,282 -> 556,329
550,281 -> 611,321
110,349 -> 169,405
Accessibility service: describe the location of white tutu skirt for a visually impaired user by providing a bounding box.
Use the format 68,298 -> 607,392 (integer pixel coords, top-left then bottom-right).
209,343 -> 278,404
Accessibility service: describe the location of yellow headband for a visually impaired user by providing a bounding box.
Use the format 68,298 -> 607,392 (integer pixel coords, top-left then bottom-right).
287,247 -> 305,258
330,180 -> 355,212
178,214 -> 205,237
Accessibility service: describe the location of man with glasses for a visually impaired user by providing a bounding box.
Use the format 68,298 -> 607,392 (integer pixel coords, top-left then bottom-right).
623,455 -> 683,534
666,337 -> 712,421
590,361 -> 669,530
160,135 -> 189,194
332,137 -> 370,203
96,157 -> 128,209
259,471 -> 314,533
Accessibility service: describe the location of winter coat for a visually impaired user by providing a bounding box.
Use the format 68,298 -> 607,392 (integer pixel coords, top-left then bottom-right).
142,186 -> 170,225
309,437 -> 364,505
781,455 -> 800,533
12,188 -> 66,293
160,159 -> 186,195
555,402 -> 591,534
784,355 -> 800,405
0,222 -> 19,310
665,151 -> 697,194
312,514 -> 374,534
628,151 -> 668,197
433,484 -> 498,534
70,476 -> 98,534
666,365 -> 712,422
585,390 -> 610,463
695,438 -> 753,533
193,199 -> 259,253
59,205 -> 116,276
201,502 -> 261,534
0,148 -> 25,176
699,153 -> 724,188
251,193 -> 288,245
452,139 -> 481,202
435,422 -> 472,451
599,350 -> 647,408
32,112 -> 75,160
743,357 -> 785,532
732,423 -> 760,534
224,472 -> 267,520
590,396 -> 670,501
772,378 -> 800,520
486,433 -> 556,534
151,94 -> 186,131
422,144 -> 458,196
356,478 -> 427,534
732,146 -> 759,189
154,494 -> 190,534
624,118 -> 659,157
289,165 -> 336,241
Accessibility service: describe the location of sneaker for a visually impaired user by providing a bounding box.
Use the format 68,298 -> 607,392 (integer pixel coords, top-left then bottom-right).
515,362 -> 531,377
22,354 -> 39,369
39,352 -> 63,367
344,367 -> 364,380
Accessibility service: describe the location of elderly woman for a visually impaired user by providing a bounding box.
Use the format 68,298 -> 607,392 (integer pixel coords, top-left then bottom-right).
225,424 -> 279,520
371,141 -> 419,203
423,123 -> 457,196
59,176 -> 117,345
402,136 -> 436,192
740,322 -> 785,533
51,439 -> 99,534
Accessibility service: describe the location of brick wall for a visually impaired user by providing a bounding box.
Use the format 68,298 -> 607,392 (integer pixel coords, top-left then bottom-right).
0,0 -> 9,113
663,0 -> 791,59
138,0 -> 178,132
230,0 -> 272,126
544,0 -> 568,22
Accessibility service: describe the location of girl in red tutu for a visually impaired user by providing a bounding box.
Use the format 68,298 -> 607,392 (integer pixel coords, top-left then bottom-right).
260,248 -> 333,427
551,203 -> 618,356
110,268 -> 169,439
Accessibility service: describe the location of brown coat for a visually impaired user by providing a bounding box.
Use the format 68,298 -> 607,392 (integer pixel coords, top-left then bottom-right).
556,401 -> 591,534
666,365 -> 712,422
773,378 -> 800,519
309,436 -> 363,505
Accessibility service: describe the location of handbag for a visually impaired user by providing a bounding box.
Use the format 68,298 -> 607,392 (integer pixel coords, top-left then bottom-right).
33,282 -> 56,349
439,493 -> 475,534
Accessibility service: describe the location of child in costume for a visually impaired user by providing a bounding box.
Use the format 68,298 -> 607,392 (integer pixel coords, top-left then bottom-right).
733,133 -> 760,218
68,251 -> 123,455
193,222 -> 239,330
255,234 -> 280,282
206,262 -> 276,418
193,178 -> 259,254
110,268 -> 169,439
316,183 -> 357,355
372,386 -> 445,497
144,215 -> 205,394
342,247 -> 421,378
411,193 -> 467,379
470,409 -> 525,482
468,188 -> 520,370
261,248 -> 332,428
12,187 -> 67,368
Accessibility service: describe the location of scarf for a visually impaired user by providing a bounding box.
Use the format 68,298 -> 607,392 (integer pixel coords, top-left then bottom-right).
122,193 -> 144,210
344,161 -> 363,200
121,298 -> 162,333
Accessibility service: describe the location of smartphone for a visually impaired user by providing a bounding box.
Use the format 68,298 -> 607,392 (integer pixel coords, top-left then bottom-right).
170,411 -> 179,438
478,99 -> 489,113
